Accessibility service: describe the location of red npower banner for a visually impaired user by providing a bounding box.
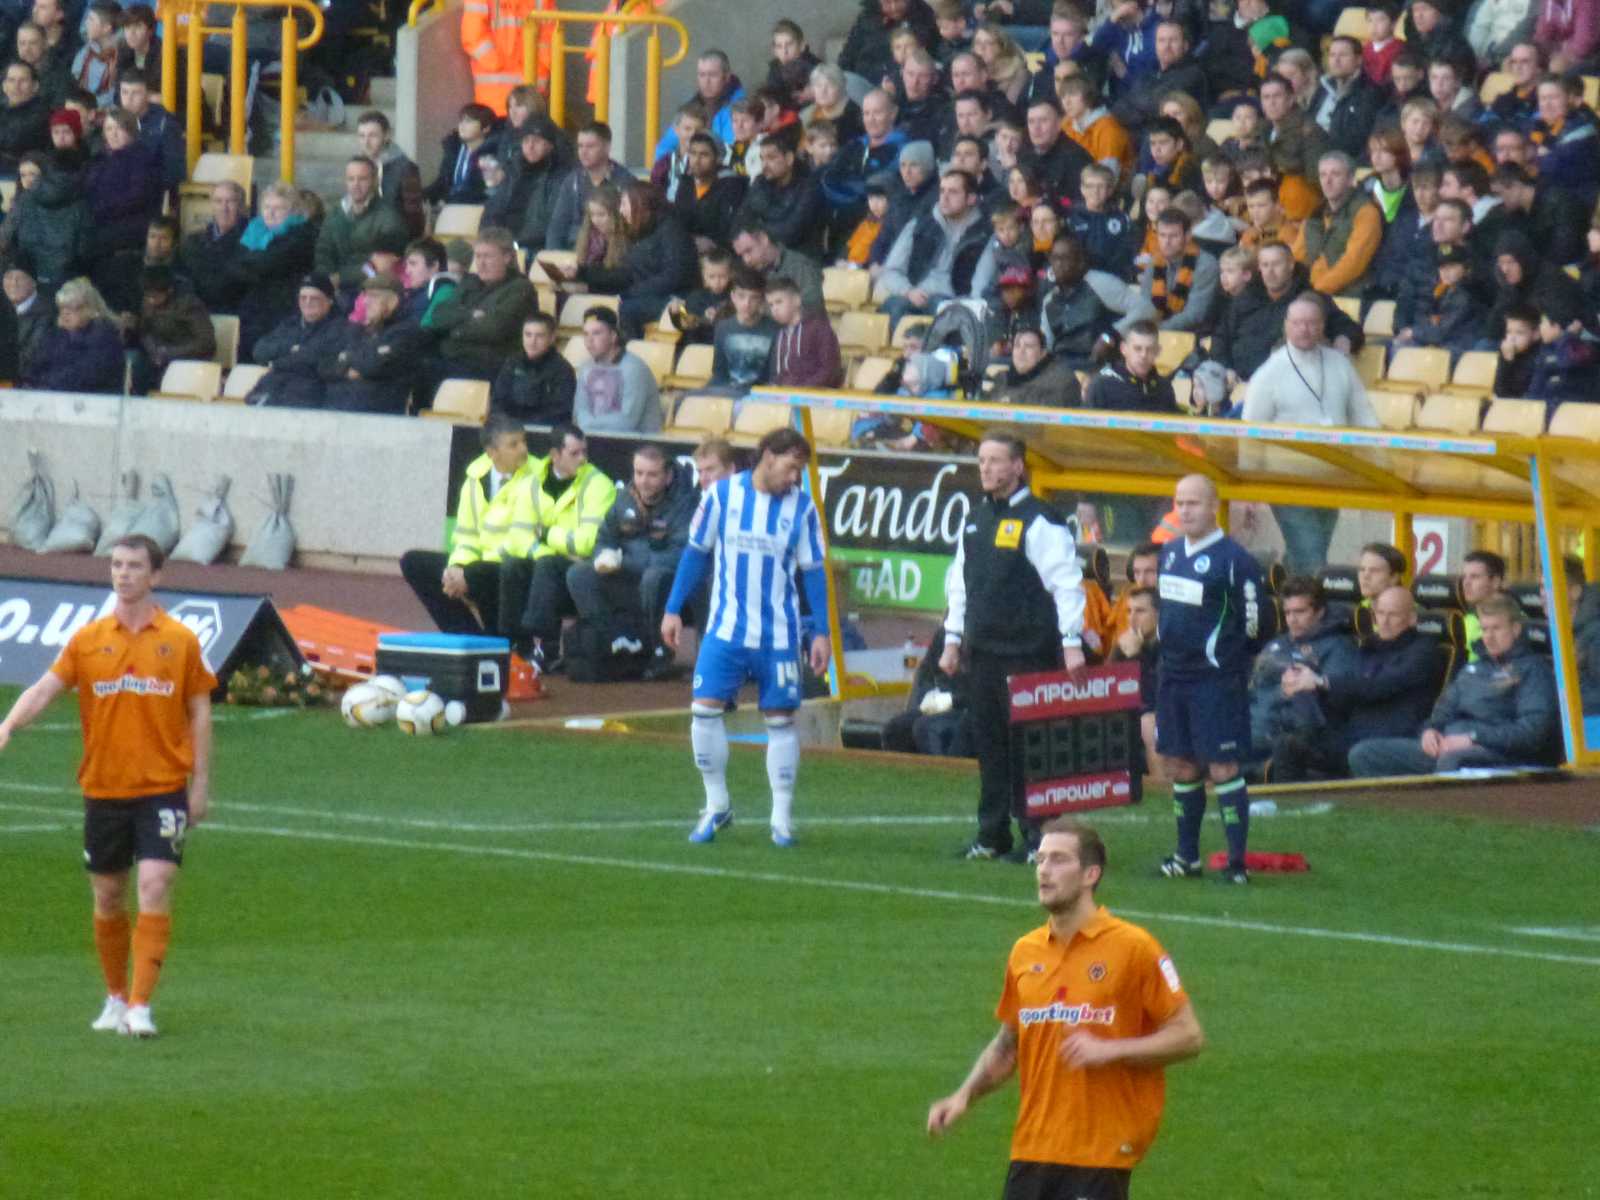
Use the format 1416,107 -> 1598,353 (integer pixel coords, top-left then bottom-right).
1007,660 -> 1143,721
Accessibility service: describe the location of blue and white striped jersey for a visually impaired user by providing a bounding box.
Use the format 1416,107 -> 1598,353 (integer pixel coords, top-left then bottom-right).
688,470 -> 826,652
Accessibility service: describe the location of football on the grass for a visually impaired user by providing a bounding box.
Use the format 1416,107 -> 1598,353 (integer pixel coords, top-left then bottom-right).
395,690 -> 448,736
368,674 -> 407,702
341,682 -> 398,728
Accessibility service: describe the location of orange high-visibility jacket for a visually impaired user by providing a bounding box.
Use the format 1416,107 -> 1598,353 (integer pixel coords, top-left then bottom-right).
460,0 -> 550,113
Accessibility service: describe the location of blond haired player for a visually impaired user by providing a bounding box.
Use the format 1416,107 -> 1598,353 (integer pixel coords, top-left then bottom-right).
927,819 -> 1204,1200
0,534 -> 215,1038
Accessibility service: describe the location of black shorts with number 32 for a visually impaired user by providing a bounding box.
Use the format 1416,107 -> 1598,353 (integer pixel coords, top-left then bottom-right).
83,790 -> 190,873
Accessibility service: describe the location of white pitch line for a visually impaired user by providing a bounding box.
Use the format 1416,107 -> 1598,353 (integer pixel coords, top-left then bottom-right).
1506,926 -> 1600,944
194,819 -> 1600,970
30,709 -> 294,733
0,822 -> 71,834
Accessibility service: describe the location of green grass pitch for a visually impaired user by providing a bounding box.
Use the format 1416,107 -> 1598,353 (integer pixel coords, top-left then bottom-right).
2,687 -> 1596,1198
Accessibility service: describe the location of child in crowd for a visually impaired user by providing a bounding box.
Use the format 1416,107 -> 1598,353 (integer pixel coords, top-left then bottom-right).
1221,100 -> 1265,164
1065,163 -> 1137,274
1238,177 -> 1301,251
725,98 -> 762,176
424,103 -> 496,205
765,20 -> 820,115
1529,295 -> 1600,405
1134,184 -> 1173,270
709,265 -> 779,392
1494,302 -> 1541,398
651,102 -> 708,200
1201,155 -> 1245,223
932,0 -> 973,66
988,265 -> 1039,358
1029,204 -> 1061,277
1364,2 -> 1403,87
1007,163 -> 1046,217
842,180 -> 891,267
804,119 -> 839,171
668,247 -> 735,344
1400,243 -> 1482,353
72,2 -> 120,108
1142,117 -> 1202,197
971,201 -> 1032,302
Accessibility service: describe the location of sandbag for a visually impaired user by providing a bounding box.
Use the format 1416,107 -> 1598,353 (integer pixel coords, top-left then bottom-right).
93,470 -> 143,556
126,472 -> 181,553
239,473 -> 296,570
8,450 -> 55,550
171,475 -> 234,565
40,482 -> 102,554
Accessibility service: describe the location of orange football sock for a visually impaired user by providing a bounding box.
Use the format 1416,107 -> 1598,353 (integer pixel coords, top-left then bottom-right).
93,912 -> 131,999
129,913 -> 172,1007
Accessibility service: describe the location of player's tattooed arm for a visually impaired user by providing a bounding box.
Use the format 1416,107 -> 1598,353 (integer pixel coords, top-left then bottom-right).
927,1024 -> 1018,1136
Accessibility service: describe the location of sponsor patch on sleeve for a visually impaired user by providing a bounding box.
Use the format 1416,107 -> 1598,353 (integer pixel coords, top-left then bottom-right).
1158,954 -> 1182,993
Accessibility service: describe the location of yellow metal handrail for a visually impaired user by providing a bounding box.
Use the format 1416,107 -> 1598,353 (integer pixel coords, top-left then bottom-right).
407,0 -> 688,156
524,8 -> 688,161
157,0 -> 326,182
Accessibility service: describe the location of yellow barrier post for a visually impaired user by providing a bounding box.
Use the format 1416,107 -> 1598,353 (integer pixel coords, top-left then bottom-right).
547,21 -> 566,125
185,11 -> 204,174
522,20 -> 536,83
160,0 -> 180,113
229,7 -> 249,154
592,24 -> 610,123
1393,511 -> 1415,570
280,13 -> 298,181
645,25 -> 661,156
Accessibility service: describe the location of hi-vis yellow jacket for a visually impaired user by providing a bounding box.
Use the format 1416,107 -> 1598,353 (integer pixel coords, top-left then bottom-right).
526,457 -> 616,561
448,453 -> 541,567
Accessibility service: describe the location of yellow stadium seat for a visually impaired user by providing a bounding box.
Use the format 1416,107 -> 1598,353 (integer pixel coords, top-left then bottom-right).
1441,350 -> 1497,397
558,293 -> 620,337
732,401 -> 794,440
1333,296 -> 1360,322
199,73 -> 225,129
1586,76 -> 1600,109
221,363 -> 266,401
421,379 -> 490,424
670,394 -> 733,435
1171,375 -> 1195,413
822,267 -> 872,314
156,359 -> 222,401
1481,398 -> 1547,437
531,250 -> 578,284
0,178 -> 14,209
536,284 -> 557,317
807,407 -> 854,447
1478,71 -> 1514,104
1205,117 -> 1237,145
1368,389 -> 1420,430
1414,393 -> 1483,434
210,315 -> 240,371
1155,330 -> 1195,374
663,342 -> 714,391
1386,345 -> 1450,390
645,303 -> 681,344
189,151 -> 253,190
625,338 -> 676,386
1363,300 -> 1396,341
852,355 -> 895,392
1354,343 -> 1386,386
1332,6 -> 1369,40
561,334 -> 591,369
1547,402 -> 1600,440
434,204 -> 484,239
835,310 -> 891,359
891,314 -> 934,349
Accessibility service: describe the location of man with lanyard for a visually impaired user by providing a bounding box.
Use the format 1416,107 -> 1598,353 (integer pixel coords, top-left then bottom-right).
941,431 -> 1086,863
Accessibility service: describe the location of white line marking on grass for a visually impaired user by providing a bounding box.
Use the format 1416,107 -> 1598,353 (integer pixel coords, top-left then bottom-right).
1506,926 -> 1600,943
0,822 -> 71,834
31,709 -> 294,732
197,819 -> 1600,970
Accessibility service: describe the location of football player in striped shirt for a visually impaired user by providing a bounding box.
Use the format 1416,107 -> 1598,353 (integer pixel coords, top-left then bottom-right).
660,428 -> 832,847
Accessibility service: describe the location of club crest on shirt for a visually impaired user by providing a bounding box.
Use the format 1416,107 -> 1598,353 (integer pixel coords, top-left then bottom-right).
1087,961 -> 1107,982
1029,962 -> 1045,973
1194,554 -> 1211,574
994,518 -> 1023,549
157,643 -> 174,658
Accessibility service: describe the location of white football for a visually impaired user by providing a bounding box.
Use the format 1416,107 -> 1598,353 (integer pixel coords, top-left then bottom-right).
395,689 -> 448,736
341,682 -> 398,728
368,674 -> 407,702
443,700 -> 466,726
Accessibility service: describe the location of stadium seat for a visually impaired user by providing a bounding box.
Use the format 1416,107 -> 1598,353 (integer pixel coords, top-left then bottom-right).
834,310 -> 891,359
662,343 -> 713,391
156,359 -> 222,401
1171,375 -> 1194,412
199,73 -> 225,131
535,284 -> 557,317
732,401 -> 794,440
434,204 -> 485,239
1354,343 -> 1386,386
625,338 -> 676,386
1386,346 -> 1450,391
1547,402 -> 1600,440
220,363 -> 265,402
807,407 -> 854,447
852,355 -> 895,391
0,179 -> 13,210
1080,545 -> 1110,591
1415,393 -> 1484,434
558,293 -> 619,337
891,314 -> 934,349
1442,350 -> 1496,397
1333,295 -> 1361,322
422,379 -> 490,424
1481,398 -> 1546,437
1205,117 -> 1237,145
1509,581 -> 1546,620
645,304 -> 681,344
1413,573 -> 1463,611
561,335 -> 591,369
669,393 -> 733,435
1367,388 -> 1419,430
1363,300 -> 1396,342
1332,6 -> 1369,39
189,151 -> 253,191
1317,564 -> 1361,608
210,315 -> 240,371
1415,606 -> 1467,686
531,250 -> 578,285
1478,71 -> 1514,104
1587,76 -> 1600,109
1155,330 -> 1195,375
822,267 -> 872,314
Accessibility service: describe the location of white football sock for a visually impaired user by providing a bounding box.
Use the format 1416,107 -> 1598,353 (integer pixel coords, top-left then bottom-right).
765,715 -> 799,833
691,705 -> 730,812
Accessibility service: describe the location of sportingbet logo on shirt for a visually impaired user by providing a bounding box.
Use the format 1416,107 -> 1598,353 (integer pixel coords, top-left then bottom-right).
91,674 -> 177,698
1017,1000 -> 1117,1028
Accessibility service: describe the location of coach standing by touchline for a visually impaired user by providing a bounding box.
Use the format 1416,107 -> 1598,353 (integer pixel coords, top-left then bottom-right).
942,430 -> 1087,864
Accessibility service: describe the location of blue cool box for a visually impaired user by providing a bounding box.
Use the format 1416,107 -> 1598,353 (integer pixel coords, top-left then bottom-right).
375,633 -> 510,723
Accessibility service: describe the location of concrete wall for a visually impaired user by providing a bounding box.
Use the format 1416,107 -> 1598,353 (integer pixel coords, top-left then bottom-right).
397,7 -> 477,181
1,392 -> 454,564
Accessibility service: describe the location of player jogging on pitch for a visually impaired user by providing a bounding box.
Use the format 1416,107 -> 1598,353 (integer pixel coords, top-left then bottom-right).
1154,474 -> 1265,885
0,534 -> 215,1037
660,427 -> 831,847
927,818 -> 1205,1200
